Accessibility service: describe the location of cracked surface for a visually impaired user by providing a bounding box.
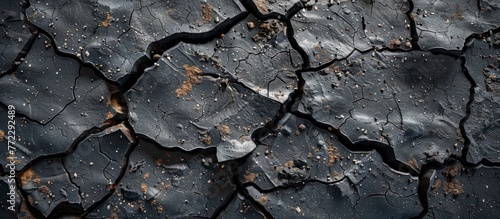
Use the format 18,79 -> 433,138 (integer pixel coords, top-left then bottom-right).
1,0 -> 499,218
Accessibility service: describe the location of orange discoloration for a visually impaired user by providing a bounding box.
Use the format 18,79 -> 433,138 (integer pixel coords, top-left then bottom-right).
257,195 -> 269,205
443,179 -> 464,196
140,182 -> 148,193
106,111 -> 114,119
176,64 -> 203,97
244,172 -> 257,183
101,12 -> 112,27
21,168 -> 38,186
201,4 -> 212,24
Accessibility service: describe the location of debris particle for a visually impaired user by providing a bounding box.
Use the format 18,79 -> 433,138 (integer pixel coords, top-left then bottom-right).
247,21 -> 255,29
218,124 -> 231,136
295,206 -> 301,213
140,182 -> 148,193
327,144 -> 341,167
200,134 -> 212,145
101,12 -> 112,27
407,158 -> 420,170
443,179 -> 464,196
443,163 -> 462,178
157,206 -> 164,214
201,4 -> 212,24
298,124 -> 306,130
176,64 -> 203,97
390,38 -> 401,48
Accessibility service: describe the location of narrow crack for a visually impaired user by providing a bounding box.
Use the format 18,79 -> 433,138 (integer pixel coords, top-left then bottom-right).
81,122 -> 138,217
405,0 -> 421,50
8,0 -> 500,218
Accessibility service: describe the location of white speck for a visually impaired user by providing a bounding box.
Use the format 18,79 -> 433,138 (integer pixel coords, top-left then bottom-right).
295,207 -> 301,213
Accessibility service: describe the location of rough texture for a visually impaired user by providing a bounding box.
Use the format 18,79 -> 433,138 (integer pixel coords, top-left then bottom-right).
0,0 -> 499,218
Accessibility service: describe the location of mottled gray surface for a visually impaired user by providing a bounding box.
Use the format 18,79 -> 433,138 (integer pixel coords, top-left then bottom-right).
0,0 -> 499,218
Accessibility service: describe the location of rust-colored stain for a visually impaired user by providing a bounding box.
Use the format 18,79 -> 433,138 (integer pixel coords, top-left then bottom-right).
156,205 -> 164,214
326,140 -> 341,167
283,160 -> 294,168
444,162 -> 462,178
101,12 -> 112,27
38,185 -> 52,196
176,64 -> 203,97
0,129 -> 4,141
407,157 -> 420,170
20,168 -> 38,186
140,182 -> 148,193
107,97 -> 124,114
443,179 -> 464,196
253,0 -> 268,14
106,111 -> 114,119
327,145 -> 340,167
244,172 -> 257,183
201,135 -> 211,144
201,4 -> 212,24
256,195 -> 269,206
432,178 -> 442,195
218,124 -> 231,136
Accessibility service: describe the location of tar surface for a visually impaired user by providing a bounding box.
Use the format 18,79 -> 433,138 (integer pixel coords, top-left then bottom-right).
0,0 -> 499,218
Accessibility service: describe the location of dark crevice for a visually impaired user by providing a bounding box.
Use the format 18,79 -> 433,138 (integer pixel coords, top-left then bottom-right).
457,55 -> 476,165
46,202 -> 84,219
456,27 -> 500,166
405,0 -> 421,50
210,189 -> 238,219
0,27 -> 38,77
82,121 -> 137,217
291,110 -> 419,177
18,113 -> 127,173
16,180 -> 45,218
410,27 -> 500,218
0,0 -> 36,76
59,158 -> 84,216
462,27 -> 500,52
21,21 -> 121,88
11,0 -> 500,218
241,176 -> 347,193
117,11 -> 251,95
248,0 -> 307,143
239,0 -> 285,22
13,16 -> 128,121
